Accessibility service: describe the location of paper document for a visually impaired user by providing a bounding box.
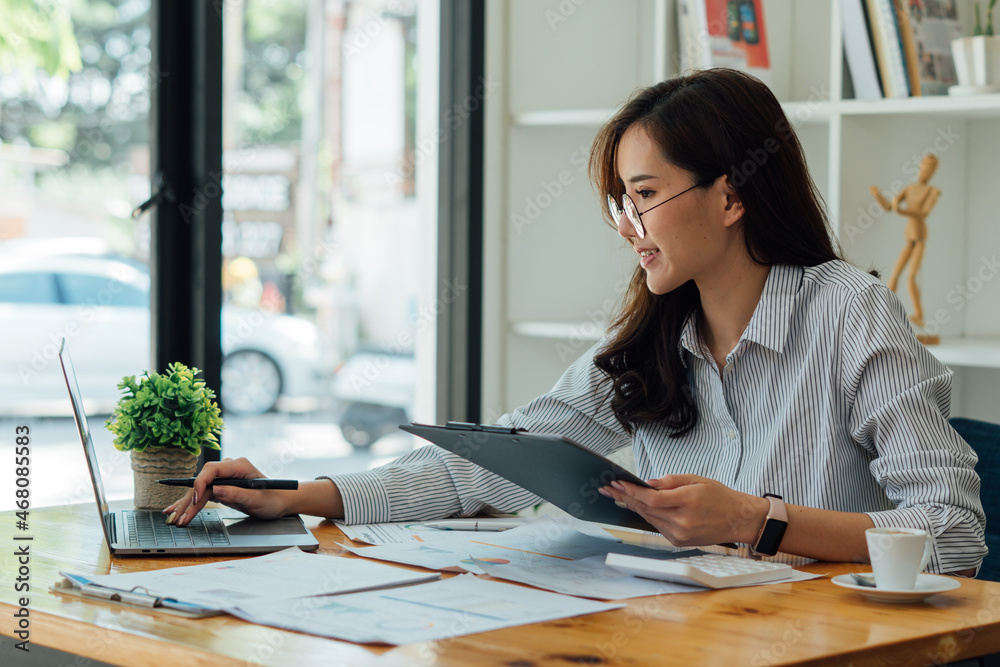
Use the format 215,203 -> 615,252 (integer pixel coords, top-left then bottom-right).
335,519 -> 527,545
229,573 -> 622,644
67,547 -> 439,609
474,555 -> 824,599
473,554 -> 704,599
345,517 -> 689,574
336,520 -> 448,544
336,514 -> 613,545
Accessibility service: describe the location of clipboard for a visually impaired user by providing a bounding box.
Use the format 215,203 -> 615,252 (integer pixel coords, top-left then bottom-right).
400,422 -> 658,532
51,574 -> 222,618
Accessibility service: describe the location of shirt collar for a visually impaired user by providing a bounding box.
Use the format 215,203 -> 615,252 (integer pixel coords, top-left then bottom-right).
679,308 -> 704,363
677,264 -> 803,361
743,264 -> 802,354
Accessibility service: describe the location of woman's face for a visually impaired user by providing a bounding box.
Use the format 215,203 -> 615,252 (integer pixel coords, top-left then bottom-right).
614,124 -> 743,295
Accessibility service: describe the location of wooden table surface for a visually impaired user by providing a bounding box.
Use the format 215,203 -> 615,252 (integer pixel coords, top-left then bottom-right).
2,501 -> 999,667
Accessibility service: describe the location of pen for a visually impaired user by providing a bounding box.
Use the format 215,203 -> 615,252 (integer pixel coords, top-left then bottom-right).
156,478 -> 299,490
421,519 -> 525,532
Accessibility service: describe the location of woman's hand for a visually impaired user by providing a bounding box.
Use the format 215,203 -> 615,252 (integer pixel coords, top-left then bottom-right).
598,474 -> 768,547
164,457 -> 291,526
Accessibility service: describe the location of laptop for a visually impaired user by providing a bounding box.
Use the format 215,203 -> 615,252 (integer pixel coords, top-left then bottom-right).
59,338 -> 319,555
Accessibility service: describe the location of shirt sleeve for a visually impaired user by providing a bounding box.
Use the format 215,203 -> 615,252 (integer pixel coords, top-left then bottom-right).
323,340 -> 632,524
842,283 -> 987,573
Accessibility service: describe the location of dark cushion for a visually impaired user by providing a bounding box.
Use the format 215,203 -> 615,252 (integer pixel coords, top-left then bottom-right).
950,417 -> 1000,581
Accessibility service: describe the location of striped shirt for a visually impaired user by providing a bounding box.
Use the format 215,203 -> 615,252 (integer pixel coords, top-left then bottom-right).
328,261 -> 987,573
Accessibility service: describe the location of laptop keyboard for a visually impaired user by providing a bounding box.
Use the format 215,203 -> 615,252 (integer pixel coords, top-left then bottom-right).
124,510 -> 231,548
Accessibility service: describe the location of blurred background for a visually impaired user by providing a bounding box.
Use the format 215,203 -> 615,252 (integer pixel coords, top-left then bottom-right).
0,0 -> 433,510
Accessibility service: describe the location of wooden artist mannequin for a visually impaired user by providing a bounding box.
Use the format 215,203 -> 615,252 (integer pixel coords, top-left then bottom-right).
870,153 -> 941,343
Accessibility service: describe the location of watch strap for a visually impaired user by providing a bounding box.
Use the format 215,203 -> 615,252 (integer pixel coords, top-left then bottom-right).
751,493 -> 788,557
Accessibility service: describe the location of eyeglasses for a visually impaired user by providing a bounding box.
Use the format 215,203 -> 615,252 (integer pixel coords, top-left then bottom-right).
607,181 -> 711,239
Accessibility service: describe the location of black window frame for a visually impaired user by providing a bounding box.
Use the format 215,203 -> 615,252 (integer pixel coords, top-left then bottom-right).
437,0 -> 485,424
149,0 -> 224,464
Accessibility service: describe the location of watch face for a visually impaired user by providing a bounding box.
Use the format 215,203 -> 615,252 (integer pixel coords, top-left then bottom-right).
756,520 -> 788,556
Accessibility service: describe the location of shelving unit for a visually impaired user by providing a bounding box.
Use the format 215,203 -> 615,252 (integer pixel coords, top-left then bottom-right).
483,0 -> 1000,421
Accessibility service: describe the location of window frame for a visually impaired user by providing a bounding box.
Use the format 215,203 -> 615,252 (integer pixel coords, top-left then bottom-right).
149,0 -> 224,464
436,0 -> 486,424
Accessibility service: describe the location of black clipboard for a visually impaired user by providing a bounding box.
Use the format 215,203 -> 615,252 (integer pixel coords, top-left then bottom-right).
400,422 -> 657,532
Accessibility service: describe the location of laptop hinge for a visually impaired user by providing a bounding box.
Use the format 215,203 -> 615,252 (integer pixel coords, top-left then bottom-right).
107,513 -> 117,544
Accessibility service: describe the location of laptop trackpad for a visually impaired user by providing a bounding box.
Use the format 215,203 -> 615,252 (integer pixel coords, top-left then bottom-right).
224,516 -> 309,535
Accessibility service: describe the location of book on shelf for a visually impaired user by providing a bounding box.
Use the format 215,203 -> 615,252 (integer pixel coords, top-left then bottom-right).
865,0 -> 912,97
894,0 -> 922,96
901,0 -> 963,95
842,0 -> 884,99
677,0 -> 772,88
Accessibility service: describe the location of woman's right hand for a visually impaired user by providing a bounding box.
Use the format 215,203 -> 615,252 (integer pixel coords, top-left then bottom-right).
164,457 -> 292,526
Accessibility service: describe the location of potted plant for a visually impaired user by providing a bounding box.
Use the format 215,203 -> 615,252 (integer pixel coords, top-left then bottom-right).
951,0 -> 1000,93
106,363 -> 224,509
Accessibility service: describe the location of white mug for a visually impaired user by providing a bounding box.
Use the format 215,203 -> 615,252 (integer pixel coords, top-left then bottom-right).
865,527 -> 933,590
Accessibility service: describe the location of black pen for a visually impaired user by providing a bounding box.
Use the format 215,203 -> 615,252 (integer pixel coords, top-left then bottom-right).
157,478 -> 299,490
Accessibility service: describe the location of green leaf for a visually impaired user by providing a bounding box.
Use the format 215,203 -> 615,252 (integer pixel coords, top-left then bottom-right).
107,361 -> 224,456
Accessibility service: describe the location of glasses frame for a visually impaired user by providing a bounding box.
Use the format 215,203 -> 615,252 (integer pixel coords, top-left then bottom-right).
607,180 -> 713,239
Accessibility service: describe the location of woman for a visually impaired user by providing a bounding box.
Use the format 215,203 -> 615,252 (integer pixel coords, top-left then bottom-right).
167,69 -> 985,574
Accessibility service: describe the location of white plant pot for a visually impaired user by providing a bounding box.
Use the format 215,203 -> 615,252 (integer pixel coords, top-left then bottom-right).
949,36 -> 1000,93
951,36 -> 975,86
972,35 -> 1000,85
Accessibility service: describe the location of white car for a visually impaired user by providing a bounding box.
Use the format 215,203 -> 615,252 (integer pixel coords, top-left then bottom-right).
0,252 -> 332,416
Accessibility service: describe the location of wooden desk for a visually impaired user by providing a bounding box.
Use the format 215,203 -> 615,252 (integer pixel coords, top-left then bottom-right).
2,502 -> 1000,667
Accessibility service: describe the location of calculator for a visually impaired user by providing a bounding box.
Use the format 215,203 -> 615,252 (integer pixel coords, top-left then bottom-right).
605,553 -> 794,589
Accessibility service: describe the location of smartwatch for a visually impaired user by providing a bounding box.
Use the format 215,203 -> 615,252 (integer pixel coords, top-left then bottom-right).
751,493 -> 788,557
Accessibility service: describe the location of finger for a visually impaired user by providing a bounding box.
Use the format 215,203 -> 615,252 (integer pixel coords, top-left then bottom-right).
211,485 -> 256,515
176,492 -> 207,527
188,458 -> 259,510
611,479 -> 674,502
650,474 -> 703,490
165,489 -> 196,524
177,479 -> 218,526
601,485 -> 648,513
180,458 -> 269,525
604,482 -> 685,518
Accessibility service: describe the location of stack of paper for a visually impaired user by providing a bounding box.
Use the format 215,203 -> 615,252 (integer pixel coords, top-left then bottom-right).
230,575 -> 622,644
54,516 -> 812,645
56,548 -> 440,614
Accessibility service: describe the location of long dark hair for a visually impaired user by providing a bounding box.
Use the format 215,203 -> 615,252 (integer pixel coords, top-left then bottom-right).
589,68 -> 839,436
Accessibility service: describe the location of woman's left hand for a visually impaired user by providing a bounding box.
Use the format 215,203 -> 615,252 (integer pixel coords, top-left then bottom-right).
598,474 -> 768,547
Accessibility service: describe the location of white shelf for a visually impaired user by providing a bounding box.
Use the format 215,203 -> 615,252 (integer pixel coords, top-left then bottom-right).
838,93 -> 1000,119
927,338 -> 1000,370
511,109 -> 615,127
513,102 -> 835,128
781,100 -> 835,125
509,93 -> 1000,131
511,321 -> 605,341
782,94 -> 1000,121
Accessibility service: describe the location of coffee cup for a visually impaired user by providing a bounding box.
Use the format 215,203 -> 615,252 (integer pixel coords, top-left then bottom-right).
865,527 -> 933,590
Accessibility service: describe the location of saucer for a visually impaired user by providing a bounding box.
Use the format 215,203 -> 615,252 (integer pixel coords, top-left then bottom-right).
831,573 -> 961,603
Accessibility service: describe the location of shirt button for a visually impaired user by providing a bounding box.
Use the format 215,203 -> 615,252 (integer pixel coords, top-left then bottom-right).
727,429 -> 737,439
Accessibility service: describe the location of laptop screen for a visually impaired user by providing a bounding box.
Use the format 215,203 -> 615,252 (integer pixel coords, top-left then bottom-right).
58,338 -> 115,547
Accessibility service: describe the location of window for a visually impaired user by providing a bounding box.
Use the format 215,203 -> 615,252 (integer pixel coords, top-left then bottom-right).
218,0 -> 438,476
0,0 -> 468,512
